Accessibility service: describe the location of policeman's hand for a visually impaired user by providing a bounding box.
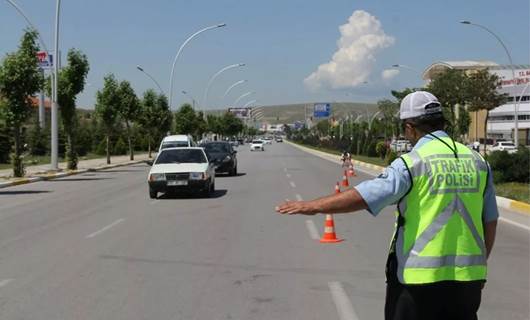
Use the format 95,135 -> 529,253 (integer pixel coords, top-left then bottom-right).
276,200 -> 318,215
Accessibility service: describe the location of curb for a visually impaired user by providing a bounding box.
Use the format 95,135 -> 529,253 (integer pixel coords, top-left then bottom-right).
0,158 -> 150,189
286,140 -> 530,216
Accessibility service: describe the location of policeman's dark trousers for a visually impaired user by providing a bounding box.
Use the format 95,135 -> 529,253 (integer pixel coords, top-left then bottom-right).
385,279 -> 483,320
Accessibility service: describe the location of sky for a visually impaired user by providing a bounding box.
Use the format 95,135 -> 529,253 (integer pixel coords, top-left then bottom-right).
1,0 -> 529,110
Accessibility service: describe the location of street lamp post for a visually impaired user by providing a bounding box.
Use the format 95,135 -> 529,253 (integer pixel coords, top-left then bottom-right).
182,90 -> 197,109
202,63 -> 245,110
234,91 -> 254,107
222,79 -> 247,100
168,23 -> 226,109
50,0 -> 61,170
136,65 -> 164,94
460,20 -> 519,147
242,99 -> 257,109
392,64 -> 421,75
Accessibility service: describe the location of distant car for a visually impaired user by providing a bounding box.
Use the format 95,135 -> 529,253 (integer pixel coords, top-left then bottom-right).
390,139 -> 412,153
147,147 -> 215,199
237,138 -> 245,145
250,140 -> 265,151
229,140 -> 239,147
201,142 -> 238,176
263,137 -> 273,145
158,135 -> 196,152
491,141 -> 517,154
275,137 -> 283,143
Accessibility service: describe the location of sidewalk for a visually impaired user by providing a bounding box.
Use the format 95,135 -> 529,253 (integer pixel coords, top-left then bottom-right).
286,140 -> 530,216
0,153 -> 153,188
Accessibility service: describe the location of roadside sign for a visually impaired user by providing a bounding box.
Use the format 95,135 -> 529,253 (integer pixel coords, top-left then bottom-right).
36,51 -> 53,69
228,107 -> 251,119
314,103 -> 331,118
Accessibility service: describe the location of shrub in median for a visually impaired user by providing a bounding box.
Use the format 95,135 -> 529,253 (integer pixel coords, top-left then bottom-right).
487,147 -> 529,184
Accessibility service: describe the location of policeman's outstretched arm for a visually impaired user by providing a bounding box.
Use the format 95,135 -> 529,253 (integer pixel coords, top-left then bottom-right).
276,188 -> 368,215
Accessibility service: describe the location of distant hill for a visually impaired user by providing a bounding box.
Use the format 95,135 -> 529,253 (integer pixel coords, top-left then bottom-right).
206,102 -> 378,124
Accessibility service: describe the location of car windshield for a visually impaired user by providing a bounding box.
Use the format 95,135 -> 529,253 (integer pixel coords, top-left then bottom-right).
161,141 -> 189,149
155,149 -> 206,164
502,143 -> 515,147
202,143 -> 231,153
252,140 -> 263,144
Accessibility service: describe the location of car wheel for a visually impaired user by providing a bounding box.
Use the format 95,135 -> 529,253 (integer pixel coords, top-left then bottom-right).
149,188 -> 157,199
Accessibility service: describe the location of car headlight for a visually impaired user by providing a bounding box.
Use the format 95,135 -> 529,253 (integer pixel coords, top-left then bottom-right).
149,173 -> 165,181
190,172 -> 206,180
223,155 -> 231,162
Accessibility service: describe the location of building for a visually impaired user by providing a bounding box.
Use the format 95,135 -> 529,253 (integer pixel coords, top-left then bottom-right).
423,61 -> 530,145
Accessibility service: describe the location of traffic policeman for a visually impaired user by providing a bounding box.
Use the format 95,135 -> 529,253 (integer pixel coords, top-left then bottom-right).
276,91 -> 499,320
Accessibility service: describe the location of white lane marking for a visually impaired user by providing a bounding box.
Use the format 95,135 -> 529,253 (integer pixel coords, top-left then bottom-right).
305,220 -> 320,240
0,279 -> 14,288
289,181 -> 296,188
328,281 -> 360,320
295,194 -> 303,201
286,173 -> 292,178
86,219 -> 125,239
499,217 -> 530,232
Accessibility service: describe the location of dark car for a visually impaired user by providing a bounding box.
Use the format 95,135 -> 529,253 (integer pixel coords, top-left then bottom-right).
201,142 -> 238,176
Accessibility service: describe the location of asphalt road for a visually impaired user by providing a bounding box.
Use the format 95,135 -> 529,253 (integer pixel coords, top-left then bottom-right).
0,142 -> 528,319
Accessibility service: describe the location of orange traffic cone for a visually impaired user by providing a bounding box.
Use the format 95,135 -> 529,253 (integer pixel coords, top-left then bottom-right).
320,214 -> 343,243
348,165 -> 356,177
341,170 -> 349,187
335,182 -> 341,194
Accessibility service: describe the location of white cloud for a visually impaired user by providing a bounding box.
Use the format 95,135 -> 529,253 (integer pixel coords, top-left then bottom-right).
304,10 -> 395,90
381,69 -> 400,81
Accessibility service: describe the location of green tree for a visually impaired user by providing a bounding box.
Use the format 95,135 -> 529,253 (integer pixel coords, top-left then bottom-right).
219,112 -> 244,137
377,99 -> 399,140
52,49 -> 89,169
427,69 -> 470,140
0,30 -> 44,176
138,90 -> 172,158
174,103 -> 197,135
206,114 -> 221,135
466,70 -> 508,152
117,80 -> 139,160
95,74 -> 120,164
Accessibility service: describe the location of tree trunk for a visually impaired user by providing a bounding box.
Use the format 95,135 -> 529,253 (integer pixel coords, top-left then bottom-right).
12,125 -> 24,177
483,111 -> 489,155
148,136 -> 152,158
106,134 -> 111,164
126,121 -> 133,161
66,132 -> 78,170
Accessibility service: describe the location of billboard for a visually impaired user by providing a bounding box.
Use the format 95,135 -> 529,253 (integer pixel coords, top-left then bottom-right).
228,107 -> 251,119
313,103 -> 331,118
36,51 -> 53,69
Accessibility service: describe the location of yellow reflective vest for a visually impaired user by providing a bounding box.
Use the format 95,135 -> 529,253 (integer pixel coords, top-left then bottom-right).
391,136 -> 489,284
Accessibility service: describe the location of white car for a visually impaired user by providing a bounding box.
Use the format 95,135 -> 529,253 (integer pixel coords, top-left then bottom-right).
158,135 -> 196,152
250,140 -> 265,151
390,139 -> 412,153
147,147 -> 216,199
263,137 -> 273,145
490,141 -> 517,154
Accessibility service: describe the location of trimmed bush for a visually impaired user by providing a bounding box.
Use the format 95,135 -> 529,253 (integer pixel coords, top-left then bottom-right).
487,147 -> 529,184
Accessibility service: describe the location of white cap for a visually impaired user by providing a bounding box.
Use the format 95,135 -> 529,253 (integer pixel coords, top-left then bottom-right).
399,91 -> 442,120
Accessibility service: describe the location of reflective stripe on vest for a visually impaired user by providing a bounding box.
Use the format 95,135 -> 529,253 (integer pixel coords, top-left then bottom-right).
394,137 -> 489,284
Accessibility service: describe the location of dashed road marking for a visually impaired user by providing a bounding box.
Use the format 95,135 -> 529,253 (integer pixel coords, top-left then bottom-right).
328,281 -> 360,320
289,181 -> 296,188
305,220 -> 320,240
86,219 -> 125,239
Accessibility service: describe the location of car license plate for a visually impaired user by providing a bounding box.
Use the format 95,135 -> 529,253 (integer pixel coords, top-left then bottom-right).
168,180 -> 187,186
